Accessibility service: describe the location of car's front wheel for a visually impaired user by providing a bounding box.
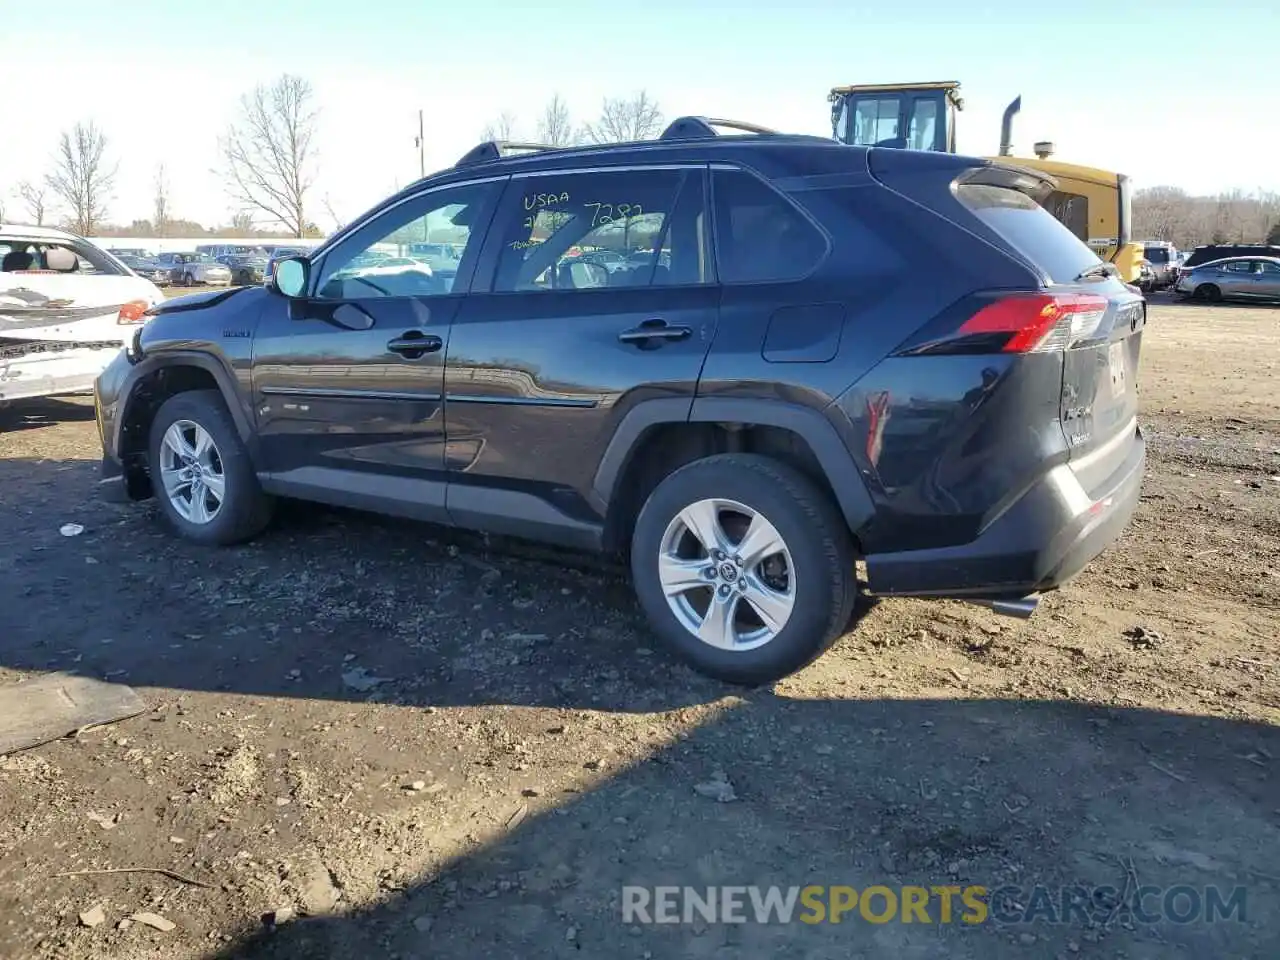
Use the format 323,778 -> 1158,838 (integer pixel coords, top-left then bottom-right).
630,454 -> 857,685
148,390 -> 273,545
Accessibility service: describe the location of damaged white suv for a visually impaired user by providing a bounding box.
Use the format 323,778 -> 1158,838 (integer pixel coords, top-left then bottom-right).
1,224 -> 164,404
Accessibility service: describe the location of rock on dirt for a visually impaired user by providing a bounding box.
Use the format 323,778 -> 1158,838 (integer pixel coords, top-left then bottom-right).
129,912 -> 176,932
1124,625 -> 1165,649
78,906 -> 105,928
693,773 -> 738,803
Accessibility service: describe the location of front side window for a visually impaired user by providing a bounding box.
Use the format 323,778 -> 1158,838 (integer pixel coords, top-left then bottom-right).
851,97 -> 900,146
315,182 -> 497,300
712,169 -> 828,283
490,168 -> 707,293
1261,262 -> 1280,276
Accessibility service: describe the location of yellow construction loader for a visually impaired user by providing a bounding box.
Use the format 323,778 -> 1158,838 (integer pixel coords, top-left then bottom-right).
828,82 -> 1143,284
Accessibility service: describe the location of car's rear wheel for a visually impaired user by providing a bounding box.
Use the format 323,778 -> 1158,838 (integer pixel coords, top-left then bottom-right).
630,453 -> 856,685
148,390 -> 273,545
1196,283 -> 1222,303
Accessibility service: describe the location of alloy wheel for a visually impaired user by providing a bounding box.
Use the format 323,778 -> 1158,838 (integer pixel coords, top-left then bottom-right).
159,419 -> 225,524
657,498 -> 796,651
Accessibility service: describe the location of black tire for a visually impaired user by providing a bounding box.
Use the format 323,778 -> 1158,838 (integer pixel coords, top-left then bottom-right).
147,389 -> 273,546
1195,284 -> 1222,303
630,453 -> 857,685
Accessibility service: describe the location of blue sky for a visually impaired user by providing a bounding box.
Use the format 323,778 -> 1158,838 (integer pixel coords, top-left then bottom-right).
2,0 -> 1276,231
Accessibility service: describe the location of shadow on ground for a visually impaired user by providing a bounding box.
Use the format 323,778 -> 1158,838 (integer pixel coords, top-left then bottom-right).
201,695 -> 1279,959
0,396 -> 98,433
0,456 -> 875,715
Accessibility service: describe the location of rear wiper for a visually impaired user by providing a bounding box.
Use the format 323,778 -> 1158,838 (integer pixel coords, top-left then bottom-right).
1075,262 -> 1120,281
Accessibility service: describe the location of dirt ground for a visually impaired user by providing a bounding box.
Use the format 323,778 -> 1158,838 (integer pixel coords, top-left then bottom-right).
1,296 -> 1277,960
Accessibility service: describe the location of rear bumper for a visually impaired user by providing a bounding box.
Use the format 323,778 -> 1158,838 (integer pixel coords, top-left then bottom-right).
865,426 -> 1146,599
0,346 -> 123,402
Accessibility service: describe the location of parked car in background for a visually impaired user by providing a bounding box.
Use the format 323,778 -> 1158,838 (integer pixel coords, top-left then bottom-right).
1175,256 -> 1280,303
155,252 -> 232,286
107,247 -> 152,259
1140,241 -> 1179,289
1,223 -> 163,403
1133,259 -> 1157,293
407,242 -> 461,271
221,253 -> 269,286
197,244 -> 269,260
1179,244 -> 1280,277
94,122 -> 1147,685
114,254 -> 173,287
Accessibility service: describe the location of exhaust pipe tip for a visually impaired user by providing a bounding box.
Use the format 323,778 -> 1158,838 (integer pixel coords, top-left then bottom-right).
971,595 -> 1039,619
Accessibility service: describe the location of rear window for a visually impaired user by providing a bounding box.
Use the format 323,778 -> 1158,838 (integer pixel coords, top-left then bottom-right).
1144,246 -> 1171,263
956,183 -> 1100,284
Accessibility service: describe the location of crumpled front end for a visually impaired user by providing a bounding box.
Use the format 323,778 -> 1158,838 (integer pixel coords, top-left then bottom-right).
1,274 -> 156,402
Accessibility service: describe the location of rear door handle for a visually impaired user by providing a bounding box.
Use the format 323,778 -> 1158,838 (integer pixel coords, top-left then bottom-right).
618,319 -> 692,344
387,332 -> 443,357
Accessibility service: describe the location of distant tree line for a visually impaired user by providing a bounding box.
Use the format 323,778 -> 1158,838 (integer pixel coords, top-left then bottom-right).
1133,187 -> 1280,249
480,91 -> 665,149
4,80 -> 670,241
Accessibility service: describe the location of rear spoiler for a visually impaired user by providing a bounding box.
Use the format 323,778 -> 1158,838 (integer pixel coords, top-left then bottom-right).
957,161 -> 1058,204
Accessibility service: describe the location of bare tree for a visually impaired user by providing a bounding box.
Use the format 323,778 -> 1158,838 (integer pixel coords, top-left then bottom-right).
537,94 -> 578,147
45,121 -> 116,235
16,181 -> 49,225
153,164 -> 171,237
321,193 -> 344,232
219,74 -> 320,239
230,211 -> 255,233
581,91 -> 663,144
480,111 -> 519,142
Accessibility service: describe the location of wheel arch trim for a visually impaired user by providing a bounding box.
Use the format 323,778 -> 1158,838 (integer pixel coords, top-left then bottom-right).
115,352 -> 256,460
591,396 -> 876,538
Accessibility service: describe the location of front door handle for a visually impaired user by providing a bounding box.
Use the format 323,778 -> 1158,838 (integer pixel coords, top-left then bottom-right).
618,319 -> 692,344
387,331 -> 443,358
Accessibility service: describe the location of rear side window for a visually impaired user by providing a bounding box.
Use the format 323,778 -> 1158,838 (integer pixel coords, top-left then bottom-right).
956,183 -> 1099,284
712,169 -> 827,283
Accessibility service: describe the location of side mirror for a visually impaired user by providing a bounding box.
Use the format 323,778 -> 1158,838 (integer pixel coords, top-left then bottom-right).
274,257 -> 310,298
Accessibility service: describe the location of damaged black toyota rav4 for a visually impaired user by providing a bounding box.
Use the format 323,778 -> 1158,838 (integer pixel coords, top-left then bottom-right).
94,118 -> 1146,685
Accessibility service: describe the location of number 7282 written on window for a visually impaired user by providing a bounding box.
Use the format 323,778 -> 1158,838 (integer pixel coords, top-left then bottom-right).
520,191 -> 646,233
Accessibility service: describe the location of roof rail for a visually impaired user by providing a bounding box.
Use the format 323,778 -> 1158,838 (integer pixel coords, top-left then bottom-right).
659,116 -> 780,141
454,140 -> 557,168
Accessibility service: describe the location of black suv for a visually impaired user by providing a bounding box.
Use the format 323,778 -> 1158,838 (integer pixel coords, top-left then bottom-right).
1180,243 -> 1280,274
94,118 -> 1147,684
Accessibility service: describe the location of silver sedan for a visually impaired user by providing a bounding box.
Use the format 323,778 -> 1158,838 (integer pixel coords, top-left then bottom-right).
1175,256 -> 1280,303
156,252 -> 233,287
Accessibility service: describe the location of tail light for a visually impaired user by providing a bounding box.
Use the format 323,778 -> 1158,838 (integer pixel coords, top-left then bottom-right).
956,293 -> 1109,353
117,299 -> 151,325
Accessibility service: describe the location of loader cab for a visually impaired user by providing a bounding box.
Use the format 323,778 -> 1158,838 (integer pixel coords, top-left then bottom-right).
829,81 -> 961,153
